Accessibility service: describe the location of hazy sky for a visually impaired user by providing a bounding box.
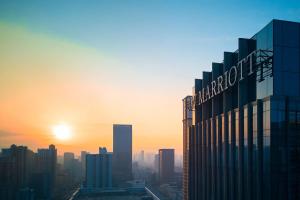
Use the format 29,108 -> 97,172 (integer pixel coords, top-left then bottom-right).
0,0 -> 299,155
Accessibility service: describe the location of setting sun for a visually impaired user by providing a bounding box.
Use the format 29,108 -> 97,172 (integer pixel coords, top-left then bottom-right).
52,124 -> 72,140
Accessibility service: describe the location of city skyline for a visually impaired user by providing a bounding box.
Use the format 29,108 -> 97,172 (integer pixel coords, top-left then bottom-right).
1,1 -> 300,200
1,0 -> 300,155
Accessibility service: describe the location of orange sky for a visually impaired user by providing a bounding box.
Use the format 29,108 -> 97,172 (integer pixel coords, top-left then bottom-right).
0,22 -> 186,156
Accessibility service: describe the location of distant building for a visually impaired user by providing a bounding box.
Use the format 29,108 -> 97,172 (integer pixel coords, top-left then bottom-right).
154,154 -> 159,172
85,147 -> 112,189
63,152 -> 75,171
158,149 -> 175,184
57,155 -> 64,165
113,124 -> 132,185
182,96 -> 193,200
0,145 -> 35,200
140,150 -> 144,165
0,155 -> 14,200
81,151 -> 88,179
153,153 -> 160,182
63,152 -> 81,182
72,158 -> 82,182
33,144 -> 57,199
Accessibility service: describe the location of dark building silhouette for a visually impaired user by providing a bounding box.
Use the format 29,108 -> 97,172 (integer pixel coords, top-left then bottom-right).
113,124 -> 132,186
32,144 -> 57,199
0,145 -> 35,199
185,19 -> 300,200
85,147 -> 112,189
63,152 -> 75,171
158,149 -> 175,184
182,96 -> 193,200
63,152 -> 81,183
81,151 -> 88,179
154,153 -> 159,171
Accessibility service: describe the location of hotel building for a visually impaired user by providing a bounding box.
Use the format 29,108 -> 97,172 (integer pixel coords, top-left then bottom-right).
183,19 -> 300,200
183,96 -> 193,200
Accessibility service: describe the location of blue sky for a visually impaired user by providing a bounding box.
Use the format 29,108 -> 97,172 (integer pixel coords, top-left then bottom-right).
1,1 -> 300,88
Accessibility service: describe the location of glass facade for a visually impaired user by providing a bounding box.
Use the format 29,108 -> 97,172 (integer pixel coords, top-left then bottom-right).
182,96 -> 193,200
185,20 -> 300,200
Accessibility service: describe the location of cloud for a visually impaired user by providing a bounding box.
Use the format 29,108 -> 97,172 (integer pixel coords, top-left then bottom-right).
0,130 -> 22,137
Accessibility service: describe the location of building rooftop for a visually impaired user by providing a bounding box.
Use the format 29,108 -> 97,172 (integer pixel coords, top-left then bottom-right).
76,195 -> 152,200
75,188 -> 154,200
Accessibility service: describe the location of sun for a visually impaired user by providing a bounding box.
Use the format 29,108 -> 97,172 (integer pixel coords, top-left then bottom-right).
52,124 -> 72,140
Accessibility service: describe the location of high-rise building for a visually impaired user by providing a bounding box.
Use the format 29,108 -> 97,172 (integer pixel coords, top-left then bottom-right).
63,152 -> 75,171
0,154 -> 14,200
154,154 -> 159,172
158,149 -> 175,184
182,96 -> 193,200
0,145 -> 57,200
63,152 -> 81,182
85,147 -> 112,189
113,124 -> 132,185
185,19 -> 300,200
33,144 -> 57,199
81,151 -> 88,179
140,150 -> 144,165
0,145 -> 35,200
153,153 -> 160,182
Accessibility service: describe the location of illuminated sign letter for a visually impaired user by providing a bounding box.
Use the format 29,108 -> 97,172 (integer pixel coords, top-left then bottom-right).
206,85 -> 211,100
202,87 -> 207,102
228,66 -> 237,86
224,71 -> 228,90
211,80 -> 217,97
198,90 -> 203,104
239,59 -> 245,81
248,51 -> 256,75
194,50 -> 262,105
217,75 -> 224,94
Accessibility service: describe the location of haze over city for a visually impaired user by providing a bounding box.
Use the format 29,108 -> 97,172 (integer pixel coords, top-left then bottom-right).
1,1 -> 300,200
1,0 -> 300,156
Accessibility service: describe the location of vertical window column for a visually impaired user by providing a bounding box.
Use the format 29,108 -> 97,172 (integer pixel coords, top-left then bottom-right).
198,122 -> 203,200
202,121 -> 207,200
222,113 -> 229,200
238,108 -> 245,200
235,109 -> 240,200
244,104 -> 253,200
228,110 -> 236,200
211,117 -> 217,200
257,100 -> 264,200
207,120 -> 212,200
216,115 -> 223,200
263,99 -> 271,200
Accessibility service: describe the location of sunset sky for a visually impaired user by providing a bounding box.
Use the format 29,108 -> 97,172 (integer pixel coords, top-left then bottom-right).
0,0 -> 299,155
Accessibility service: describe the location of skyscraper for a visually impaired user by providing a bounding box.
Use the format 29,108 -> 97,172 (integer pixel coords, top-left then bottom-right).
0,145 -> 58,199
81,151 -> 88,179
154,154 -> 159,172
0,145 -> 35,200
185,19 -> 300,200
33,144 -> 57,199
63,152 -> 75,171
182,96 -> 193,200
85,147 -> 112,189
113,124 -> 132,186
158,149 -> 175,184
140,150 -> 144,165
63,152 -> 81,182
